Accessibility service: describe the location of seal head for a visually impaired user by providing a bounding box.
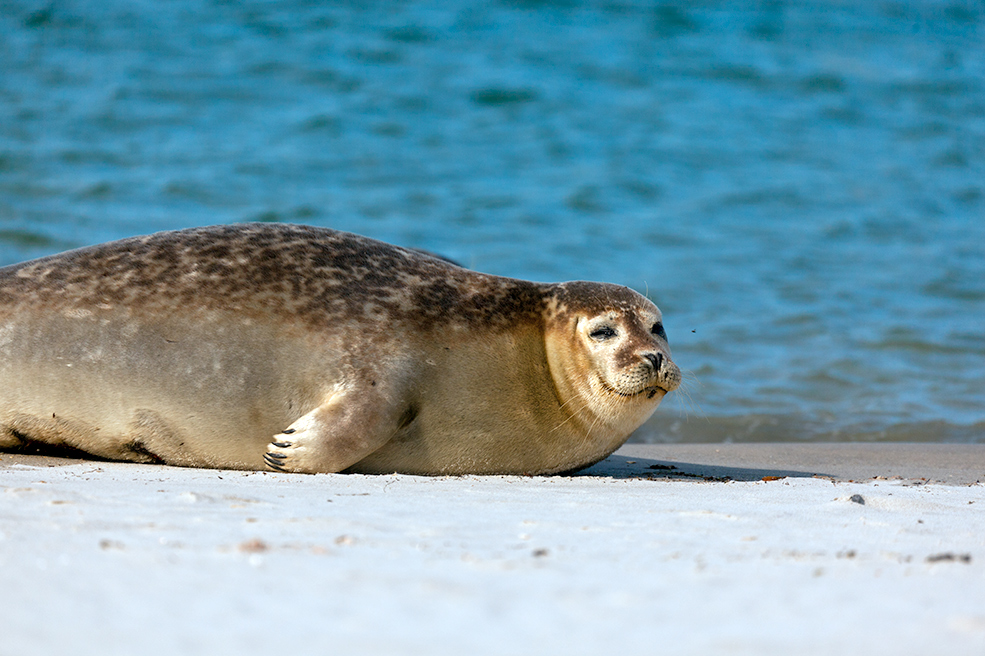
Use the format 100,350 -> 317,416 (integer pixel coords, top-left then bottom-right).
540,281 -> 680,467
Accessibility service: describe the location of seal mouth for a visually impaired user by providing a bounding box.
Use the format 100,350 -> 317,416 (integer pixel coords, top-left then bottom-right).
645,386 -> 667,399
598,378 -> 667,400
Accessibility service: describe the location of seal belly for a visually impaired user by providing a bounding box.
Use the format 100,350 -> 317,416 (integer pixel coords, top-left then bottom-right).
345,327 -> 571,475
0,309 -> 328,469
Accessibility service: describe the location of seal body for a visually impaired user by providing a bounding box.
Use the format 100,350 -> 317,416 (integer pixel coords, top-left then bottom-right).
0,224 -> 680,475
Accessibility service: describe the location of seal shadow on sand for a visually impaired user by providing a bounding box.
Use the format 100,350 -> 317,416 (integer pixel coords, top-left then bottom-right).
1,448 -> 825,482
0,445 -> 827,481
575,454 -> 824,482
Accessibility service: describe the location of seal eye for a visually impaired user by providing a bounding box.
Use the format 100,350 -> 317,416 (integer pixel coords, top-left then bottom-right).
589,326 -> 617,341
651,322 -> 667,340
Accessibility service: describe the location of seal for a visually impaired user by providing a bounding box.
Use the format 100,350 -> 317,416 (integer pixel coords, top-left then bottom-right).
0,223 -> 680,475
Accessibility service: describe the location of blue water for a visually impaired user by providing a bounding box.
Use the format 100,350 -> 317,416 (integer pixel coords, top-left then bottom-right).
2,1 -> 984,442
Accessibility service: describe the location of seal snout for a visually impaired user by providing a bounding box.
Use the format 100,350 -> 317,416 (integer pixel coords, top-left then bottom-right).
641,350 -> 681,394
643,352 -> 664,373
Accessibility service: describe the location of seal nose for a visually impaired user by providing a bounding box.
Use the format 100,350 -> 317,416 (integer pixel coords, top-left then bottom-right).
643,352 -> 663,372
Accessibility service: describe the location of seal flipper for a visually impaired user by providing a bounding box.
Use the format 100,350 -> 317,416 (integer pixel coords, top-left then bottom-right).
263,388 -> 408,474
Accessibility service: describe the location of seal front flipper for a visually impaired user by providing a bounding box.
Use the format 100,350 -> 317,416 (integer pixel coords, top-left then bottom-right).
263,388 -> 410,474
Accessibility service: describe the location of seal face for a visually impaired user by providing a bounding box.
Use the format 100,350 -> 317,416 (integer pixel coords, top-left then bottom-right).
0,223 -> 680,475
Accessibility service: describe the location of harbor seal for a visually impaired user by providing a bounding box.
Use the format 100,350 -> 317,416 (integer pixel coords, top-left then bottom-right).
0,223 -> 680,475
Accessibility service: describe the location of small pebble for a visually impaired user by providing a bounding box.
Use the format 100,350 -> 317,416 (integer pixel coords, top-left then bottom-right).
239,538 -> 269,553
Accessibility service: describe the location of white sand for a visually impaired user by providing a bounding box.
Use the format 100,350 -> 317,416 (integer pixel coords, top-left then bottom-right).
2,448 -> 984,656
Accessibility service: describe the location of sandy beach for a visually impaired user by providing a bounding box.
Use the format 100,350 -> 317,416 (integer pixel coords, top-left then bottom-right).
1,444 -> 983,655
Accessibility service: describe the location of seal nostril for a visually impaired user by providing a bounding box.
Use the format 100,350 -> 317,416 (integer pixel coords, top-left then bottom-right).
644,352 -> 663,372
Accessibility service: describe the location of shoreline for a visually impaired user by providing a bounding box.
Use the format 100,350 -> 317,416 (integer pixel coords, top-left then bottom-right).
591,442 -> 985,485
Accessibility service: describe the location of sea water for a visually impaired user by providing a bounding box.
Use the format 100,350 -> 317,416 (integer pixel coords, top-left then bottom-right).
1,1 -> 983,443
